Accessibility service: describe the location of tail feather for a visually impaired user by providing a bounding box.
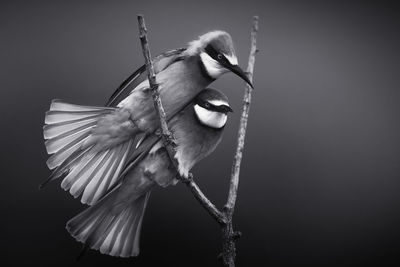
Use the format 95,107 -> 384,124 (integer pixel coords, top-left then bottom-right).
101,209 -> 131,255
66,189 -> 150,257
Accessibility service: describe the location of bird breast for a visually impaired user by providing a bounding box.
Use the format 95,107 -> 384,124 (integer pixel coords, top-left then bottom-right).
169,106 -> 224,178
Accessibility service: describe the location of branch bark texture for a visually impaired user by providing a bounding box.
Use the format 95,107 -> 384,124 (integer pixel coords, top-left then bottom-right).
221,15 -> 259,267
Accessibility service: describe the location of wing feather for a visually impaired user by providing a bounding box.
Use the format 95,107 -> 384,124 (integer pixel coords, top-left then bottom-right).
106,48 -> 186,107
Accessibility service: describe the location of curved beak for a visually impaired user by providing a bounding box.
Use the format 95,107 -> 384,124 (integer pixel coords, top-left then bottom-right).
227,65 -> 253,89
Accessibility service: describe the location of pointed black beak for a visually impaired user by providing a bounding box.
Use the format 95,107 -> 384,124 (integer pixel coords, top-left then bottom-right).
222,105 -> 234,113
227,65 -> 254,89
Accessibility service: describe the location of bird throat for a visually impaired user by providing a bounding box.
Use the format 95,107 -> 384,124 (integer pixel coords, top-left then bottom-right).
199,52 -> 226,79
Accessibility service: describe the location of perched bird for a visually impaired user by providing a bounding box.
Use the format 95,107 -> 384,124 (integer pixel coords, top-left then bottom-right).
41,30 -> 252,206
64,88 -> 233,257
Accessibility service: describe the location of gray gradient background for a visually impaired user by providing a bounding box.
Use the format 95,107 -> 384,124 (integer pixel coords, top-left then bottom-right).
1,0 -> 400,266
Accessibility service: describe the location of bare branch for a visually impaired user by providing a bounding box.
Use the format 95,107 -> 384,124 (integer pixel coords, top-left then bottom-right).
137,14 -> 226,226
225,15 -> 259,216
137,15 -> 174,149
221,15 -> 259,267
137,15 -> 259,267
182,175 -> 227,225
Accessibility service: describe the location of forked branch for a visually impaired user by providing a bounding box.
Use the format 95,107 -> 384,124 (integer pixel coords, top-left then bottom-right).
137,15 -> 258,267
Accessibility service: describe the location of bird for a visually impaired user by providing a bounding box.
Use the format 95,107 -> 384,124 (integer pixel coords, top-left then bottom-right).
64,88 -> 233,257
41,30 -> 252,206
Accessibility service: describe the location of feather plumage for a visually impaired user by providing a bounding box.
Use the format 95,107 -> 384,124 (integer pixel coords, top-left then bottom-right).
62,89 -> 228,258
42,28 -> 240,258
106,48 -> 186,107
42,100 -> 139,205
66,182 -> 152,257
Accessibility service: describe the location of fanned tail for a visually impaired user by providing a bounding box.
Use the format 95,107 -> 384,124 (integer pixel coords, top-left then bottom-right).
42,100 -> 136,205
66,187 -> 151,257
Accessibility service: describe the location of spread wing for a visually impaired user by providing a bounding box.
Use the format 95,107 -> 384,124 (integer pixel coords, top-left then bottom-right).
106,48 -> 186,107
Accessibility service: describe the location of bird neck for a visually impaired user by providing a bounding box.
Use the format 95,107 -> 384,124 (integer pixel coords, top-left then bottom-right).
195,54 -> 217,82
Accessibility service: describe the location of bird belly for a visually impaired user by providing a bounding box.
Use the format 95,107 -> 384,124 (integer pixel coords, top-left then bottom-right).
124,142 -> 178,190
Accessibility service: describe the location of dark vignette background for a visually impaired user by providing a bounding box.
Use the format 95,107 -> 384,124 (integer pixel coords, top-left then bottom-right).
1,0 -> 400,266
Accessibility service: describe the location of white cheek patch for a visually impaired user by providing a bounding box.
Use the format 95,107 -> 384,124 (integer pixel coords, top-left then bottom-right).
208,99 -> 229,107
224,53 -> 238,66
194,104 -> 227,129
200,52 -> 226,78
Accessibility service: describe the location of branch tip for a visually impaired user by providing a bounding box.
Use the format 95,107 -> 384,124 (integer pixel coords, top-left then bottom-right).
221,15 -> 258,266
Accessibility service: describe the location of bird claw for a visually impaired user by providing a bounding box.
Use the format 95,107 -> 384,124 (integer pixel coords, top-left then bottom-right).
178,172 -> 193,183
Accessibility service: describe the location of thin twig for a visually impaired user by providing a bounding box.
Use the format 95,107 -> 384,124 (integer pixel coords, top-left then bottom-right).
226,15 -> 259,215
183,176 -> 227,225
137,15 -> 226,226
137,15 -> 173,148
220,15 -> 259,267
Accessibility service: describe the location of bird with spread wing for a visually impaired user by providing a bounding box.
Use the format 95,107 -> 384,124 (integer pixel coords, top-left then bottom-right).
41,31 -> 251,257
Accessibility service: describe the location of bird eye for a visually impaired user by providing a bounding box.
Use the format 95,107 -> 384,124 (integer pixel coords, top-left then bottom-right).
217,54 -> 223,60
204,102 -> 210,108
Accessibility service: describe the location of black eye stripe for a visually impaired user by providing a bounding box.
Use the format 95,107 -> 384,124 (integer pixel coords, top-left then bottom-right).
204,44 -> 218,59
196,100 -> 230,112
204,44 -> 228,63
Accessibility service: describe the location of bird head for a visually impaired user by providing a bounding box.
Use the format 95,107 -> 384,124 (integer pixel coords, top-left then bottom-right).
185,31 -> 253,88
193,88 -> 233,129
